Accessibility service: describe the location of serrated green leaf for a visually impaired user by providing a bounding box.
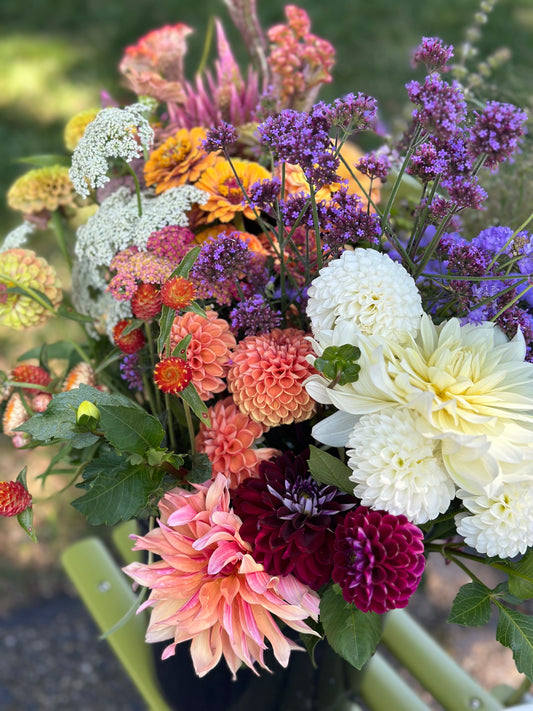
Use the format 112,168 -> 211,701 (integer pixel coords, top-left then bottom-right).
320,585 -> 382,669
179,382 -> 210,425
187,452 -> 212,484
71,455 -> 164,525
496,605 -> 533,680
98,402 -> 164,455
448,582 -> 492,626
507,550 -> 533,600
307,445 -> 353,493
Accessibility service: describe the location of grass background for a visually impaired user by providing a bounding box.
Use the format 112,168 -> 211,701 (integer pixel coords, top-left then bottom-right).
0,0 -> 533,599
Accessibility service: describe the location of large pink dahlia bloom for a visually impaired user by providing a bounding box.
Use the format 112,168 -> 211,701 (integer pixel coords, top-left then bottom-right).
123,474 -> 320,678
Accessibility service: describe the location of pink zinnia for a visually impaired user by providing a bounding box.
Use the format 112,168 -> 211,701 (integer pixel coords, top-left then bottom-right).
196,396 -> 280,488
123,474 -> 320,678
332,507 -> 425,614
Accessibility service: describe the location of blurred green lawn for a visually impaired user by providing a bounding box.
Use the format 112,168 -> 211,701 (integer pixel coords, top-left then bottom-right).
0,0 -> 532,558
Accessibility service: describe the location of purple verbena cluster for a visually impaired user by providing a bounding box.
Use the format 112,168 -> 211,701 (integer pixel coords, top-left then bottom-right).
229,294 -> 281,337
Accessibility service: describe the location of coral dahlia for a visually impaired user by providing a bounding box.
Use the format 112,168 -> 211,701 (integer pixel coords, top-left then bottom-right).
170,309 -> 236,400
333,507 -> 425,613
227,328 -> 317,427
195,396 -> 280,488
123,474 -> 320,678
233,451 -> 355,589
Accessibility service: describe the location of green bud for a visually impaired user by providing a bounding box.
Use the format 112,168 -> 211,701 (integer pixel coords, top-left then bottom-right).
314,344 -> 361,387
76,400 -> 101,428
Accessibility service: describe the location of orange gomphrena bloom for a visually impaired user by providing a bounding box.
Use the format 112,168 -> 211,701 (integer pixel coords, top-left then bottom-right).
0,481 -> 32,517
170,309 -> 236,401
227,328 -> 317,427
195,158 -> 271,223
144,127 -> 218,194
153,356 -> 192,395
160,276 -> 196,310
123,474 -> 320,678
196,396 -> 280,489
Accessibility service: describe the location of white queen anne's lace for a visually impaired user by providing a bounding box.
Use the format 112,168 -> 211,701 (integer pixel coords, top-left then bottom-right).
306,248 -> 423,342
69,103 -> 155,198
0,221 -> 35,252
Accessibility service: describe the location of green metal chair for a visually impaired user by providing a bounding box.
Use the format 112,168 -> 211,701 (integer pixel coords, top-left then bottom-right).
61,522 -> 528,711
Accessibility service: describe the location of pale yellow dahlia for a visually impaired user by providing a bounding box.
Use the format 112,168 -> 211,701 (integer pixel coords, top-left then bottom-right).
144,127 -> 218,194
0,249 -> 62,329
64,108 -> 100,152
227,328 -> 317,427
195,158 -> 271,223
7,167 -> 78,215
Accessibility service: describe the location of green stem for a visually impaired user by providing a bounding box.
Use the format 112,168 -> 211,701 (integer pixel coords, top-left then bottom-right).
144,324 -> 162,413
0,273 -> 57,314
49,211 -> 72,270
183,400 -> 196,455
164,393 -> 177,452
122,160 -> 143,217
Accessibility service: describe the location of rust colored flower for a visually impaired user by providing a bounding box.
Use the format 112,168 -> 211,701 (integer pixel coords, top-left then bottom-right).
64,108 -> 100,152
113,319 -> 146,354
0,481 -> 32,517
195,396 -> 280,488
160,276 -> 195,310
144,127 -> 218,194
0,249 -> 62,330
154,356 -> 192,395
227,328 -> 317,427
195,158 -> 271,223
7,166 -> 78,215
119,23 -> 193,104
131,282 -> 162,320
170,309 -> 236,400
10,364 -> 51,395
62,362 -> 96,391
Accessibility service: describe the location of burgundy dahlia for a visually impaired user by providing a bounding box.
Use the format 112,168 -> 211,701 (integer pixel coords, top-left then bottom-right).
333,507 -> 425,614
233,451 -> 356,590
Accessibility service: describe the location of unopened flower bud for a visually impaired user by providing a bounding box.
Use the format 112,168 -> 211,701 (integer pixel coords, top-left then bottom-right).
76,400 -> 100,428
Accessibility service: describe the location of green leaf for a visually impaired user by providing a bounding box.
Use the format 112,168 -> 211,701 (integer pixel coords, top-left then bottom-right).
98,401 -> 164,455
18,340 -> 85,365
496,604 -> 533,680
17,506 -> 37,542
307,445 -> 353,493
157,304 -> 175,354
320,585 -> 382,669
71,452 -> 164,525
179,382 -> 211,426
16,154 -> 71,167
56,304 -> 94,323
172,333 -> 192,358
507,550 -> 533,600
172,245 -> 201,278
448,582 -> 492,627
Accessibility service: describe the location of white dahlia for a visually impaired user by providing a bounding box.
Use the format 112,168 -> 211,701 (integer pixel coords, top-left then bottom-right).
346,409 -> 455,524
456,481 -> 533,558
306,248 -> 423,342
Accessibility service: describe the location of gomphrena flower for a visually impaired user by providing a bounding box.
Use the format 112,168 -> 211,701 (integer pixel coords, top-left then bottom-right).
306,248 -> 423,342
195,158 -> 270,223
112,319 -> 146,354
131,282 -> 162,320
227,328 -> 317,427
195,396 -> 280,489
233,450 -> 356,590
64,108 -> 100,152
170,309 -> 236,400
7,166 -> 78,216
123,474 -> 320,678
332,506 -> 425,613
347,410 -> 455,524
69,103 -> 155,198
144,127 -> 218,193
153,356 -> 192,395
0,249 -> 62,330
0,481 -> 32,517
10,363 -> 51,395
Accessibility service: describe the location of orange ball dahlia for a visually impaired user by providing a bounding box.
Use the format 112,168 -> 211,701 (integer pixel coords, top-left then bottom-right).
170,309 -> 236,400
195,158 -> 271,223
0,249 -> 62,329
144,127 -> 217,194
123,474 -> 320,678
227,328 -> 317,427
196,396 -> 280,489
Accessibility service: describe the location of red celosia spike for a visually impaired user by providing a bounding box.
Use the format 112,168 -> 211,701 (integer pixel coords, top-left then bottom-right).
131,282 -> 162,320
112,319 -> 146,354
0,481 -> 32,517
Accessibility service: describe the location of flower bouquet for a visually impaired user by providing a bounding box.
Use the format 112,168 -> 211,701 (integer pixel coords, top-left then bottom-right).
2,0 -> 533,706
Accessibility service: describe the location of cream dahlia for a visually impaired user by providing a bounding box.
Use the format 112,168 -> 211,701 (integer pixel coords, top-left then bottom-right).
306,248 -> 423,342
196,396 -> 280,489
123,474 -> 320,678
346,410 -> 455,524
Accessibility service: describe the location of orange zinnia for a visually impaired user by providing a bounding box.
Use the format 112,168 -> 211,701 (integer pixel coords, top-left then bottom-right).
195,158 -> 271,223
144,127 -> 217,193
